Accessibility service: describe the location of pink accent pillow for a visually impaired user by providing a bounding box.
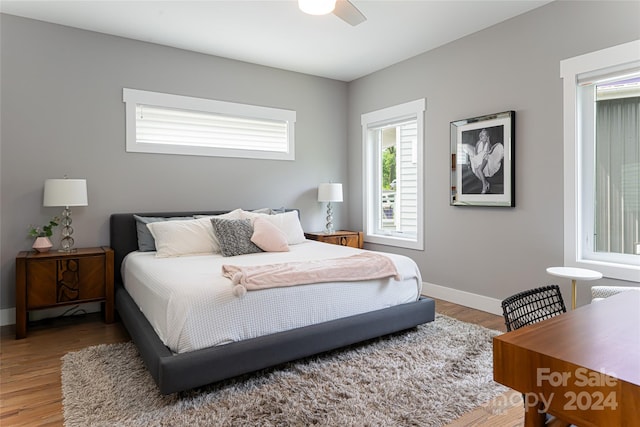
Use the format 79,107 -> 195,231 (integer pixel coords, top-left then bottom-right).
251,217 -> 290,252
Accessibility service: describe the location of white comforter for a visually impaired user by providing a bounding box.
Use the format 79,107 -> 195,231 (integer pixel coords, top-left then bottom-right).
122,240 -> 422,353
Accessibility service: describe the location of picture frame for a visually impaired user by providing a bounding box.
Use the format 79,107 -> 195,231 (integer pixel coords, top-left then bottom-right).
450,111 -> 515,207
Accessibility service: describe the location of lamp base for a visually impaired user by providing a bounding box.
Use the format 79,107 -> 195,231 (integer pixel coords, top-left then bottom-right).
59,206 -> 77,252
325,202 -> 335,234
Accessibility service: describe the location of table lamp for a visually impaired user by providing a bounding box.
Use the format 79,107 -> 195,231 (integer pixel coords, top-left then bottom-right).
43,177 -> 88,252
318,183 -> 343,234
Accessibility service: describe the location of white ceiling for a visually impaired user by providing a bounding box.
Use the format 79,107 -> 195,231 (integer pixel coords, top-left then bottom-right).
0,0 -> 552,82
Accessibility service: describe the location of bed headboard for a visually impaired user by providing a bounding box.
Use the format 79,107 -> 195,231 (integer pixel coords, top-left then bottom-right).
109,210 -> 298,285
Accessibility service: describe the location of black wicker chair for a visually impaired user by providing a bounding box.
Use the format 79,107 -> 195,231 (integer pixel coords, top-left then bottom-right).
501,285 -> 567,332
500,285 -> 571,426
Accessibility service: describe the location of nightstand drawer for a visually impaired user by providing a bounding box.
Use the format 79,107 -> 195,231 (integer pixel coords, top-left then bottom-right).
319,234 -> 360,248
304,231 -> 364,249
26,255 -> 105,309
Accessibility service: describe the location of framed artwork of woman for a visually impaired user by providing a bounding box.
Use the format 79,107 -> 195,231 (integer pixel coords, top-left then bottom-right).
450,111 -> 515,207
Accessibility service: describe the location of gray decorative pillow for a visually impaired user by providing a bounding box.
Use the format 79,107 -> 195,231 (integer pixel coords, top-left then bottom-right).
210,218 -> 263,257
133,215 -> 192,251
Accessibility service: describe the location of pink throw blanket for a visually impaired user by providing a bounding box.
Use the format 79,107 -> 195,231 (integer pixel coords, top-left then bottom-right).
222,252 -> 400,297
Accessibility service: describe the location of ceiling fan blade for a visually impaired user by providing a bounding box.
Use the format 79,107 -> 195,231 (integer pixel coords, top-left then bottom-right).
333,0 -> 367,26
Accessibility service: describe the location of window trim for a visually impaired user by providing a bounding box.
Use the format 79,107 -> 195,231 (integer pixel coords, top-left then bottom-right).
560,40 -> 640,282
361,99 -> 425,250
123,88 -> 296,160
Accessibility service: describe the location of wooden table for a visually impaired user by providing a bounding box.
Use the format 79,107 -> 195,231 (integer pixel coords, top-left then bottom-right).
493,290 -> 640,427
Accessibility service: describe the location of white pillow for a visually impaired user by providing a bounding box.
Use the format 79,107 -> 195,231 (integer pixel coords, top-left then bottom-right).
146,217 -> 217,257
251,217 -> 290,252
241,210 -> 305,244
193,208 -> 244,220
194,209 -> 246,251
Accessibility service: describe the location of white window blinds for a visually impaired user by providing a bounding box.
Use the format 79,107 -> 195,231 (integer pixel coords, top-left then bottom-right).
123,89 -> 296,160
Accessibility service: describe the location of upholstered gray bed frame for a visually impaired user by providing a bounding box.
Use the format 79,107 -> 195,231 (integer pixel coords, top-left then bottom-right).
110,210 -> 436,395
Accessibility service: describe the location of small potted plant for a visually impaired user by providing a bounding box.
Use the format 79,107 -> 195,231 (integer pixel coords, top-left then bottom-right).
28,216 -> 60,253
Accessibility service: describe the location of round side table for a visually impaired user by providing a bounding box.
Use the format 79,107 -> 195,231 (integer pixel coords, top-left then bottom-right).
546,266 -> 603,309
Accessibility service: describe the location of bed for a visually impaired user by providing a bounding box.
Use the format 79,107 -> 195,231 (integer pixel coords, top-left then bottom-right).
110,209 -> 435,394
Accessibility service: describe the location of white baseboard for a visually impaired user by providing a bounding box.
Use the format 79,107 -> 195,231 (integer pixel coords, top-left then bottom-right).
421,282 -> 503,316
1,285 -> 501,326
1,308 -> 16,327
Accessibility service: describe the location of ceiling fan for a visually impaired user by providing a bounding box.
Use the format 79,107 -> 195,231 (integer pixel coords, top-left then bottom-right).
298,0 -> 367,26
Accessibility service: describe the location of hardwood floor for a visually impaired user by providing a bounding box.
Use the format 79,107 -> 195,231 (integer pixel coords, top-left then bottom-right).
0,299 -> 524,426
435,299 -> 525,427
1,314 -> 129,426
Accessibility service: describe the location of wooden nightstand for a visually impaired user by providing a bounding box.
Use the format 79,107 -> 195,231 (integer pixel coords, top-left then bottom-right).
304,231 -> 364,249
15,246 -> 114,339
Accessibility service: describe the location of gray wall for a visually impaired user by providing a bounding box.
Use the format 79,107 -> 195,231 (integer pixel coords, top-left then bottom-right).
0,14 -> 348,313
2,1 -> 639,318
348,0 -> 640,307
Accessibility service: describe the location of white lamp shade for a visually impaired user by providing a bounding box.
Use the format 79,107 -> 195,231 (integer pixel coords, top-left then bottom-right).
298,0 -> 336,15
318,183 -> 343,202
43,179 -> 88,207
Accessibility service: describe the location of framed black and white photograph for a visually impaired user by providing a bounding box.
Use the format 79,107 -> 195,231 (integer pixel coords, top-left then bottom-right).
450,111 -> 515,207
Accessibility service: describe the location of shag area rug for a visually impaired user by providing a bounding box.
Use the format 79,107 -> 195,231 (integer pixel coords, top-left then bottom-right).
61,314 -> 506,426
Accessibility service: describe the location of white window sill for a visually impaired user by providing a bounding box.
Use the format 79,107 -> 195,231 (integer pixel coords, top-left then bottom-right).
365,233 -> 423,251
567,259 -> 640,283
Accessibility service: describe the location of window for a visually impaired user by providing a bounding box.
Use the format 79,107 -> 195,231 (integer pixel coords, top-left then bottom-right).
123,88 -> 296,160
362,99 -> 425,250
561,40 -> 640,282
